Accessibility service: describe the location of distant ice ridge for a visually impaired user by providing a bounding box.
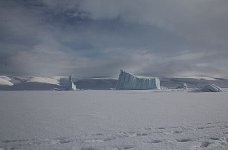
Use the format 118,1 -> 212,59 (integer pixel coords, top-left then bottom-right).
116,70 -> 160,90
27,77 -> 60,85
1,74 -> 228,91
0,76 -> 13,86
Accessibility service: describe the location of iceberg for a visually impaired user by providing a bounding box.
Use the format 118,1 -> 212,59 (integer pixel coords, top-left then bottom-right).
66,76 -> 76,91
116,70 -> 160,90
176,83 -> 188,90
200,84 -> 222,92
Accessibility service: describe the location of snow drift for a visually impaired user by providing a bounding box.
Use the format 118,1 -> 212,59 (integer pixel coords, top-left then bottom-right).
116,70 -> 160,90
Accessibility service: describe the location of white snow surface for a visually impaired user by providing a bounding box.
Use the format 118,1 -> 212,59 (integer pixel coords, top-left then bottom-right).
0,90 -> 228,150
26,77 -> 60,85
0,76 -> 13,86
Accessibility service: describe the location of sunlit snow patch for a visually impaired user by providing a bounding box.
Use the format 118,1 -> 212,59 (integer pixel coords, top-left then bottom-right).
26,77 -> 60,85
0,76 -> 13,86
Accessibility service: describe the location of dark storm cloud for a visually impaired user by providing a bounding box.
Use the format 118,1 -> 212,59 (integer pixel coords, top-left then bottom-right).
0,0 -> 228,77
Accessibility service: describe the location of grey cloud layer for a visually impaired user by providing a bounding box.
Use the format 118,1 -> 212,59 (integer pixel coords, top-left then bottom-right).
0,0 -> 228,77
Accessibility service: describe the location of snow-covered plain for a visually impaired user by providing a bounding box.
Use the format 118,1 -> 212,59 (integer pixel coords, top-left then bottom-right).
0,90 -> 228,150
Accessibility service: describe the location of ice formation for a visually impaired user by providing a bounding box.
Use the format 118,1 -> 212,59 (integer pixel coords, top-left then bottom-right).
200,84 -> 222,92
66,76 -> 76,91
116,70 -> 160,90
176,83 -> 188,89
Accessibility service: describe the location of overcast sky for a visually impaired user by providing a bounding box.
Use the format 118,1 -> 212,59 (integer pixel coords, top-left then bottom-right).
1,0 -> 228,77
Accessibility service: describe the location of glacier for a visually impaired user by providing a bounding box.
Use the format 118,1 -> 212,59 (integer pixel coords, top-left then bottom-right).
116,70 -> 160,90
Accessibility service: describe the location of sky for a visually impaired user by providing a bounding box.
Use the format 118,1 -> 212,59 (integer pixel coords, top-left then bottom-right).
0,0 -> 228,78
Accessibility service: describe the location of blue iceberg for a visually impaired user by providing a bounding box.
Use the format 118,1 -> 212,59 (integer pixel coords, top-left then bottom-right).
116,70 -> 160,90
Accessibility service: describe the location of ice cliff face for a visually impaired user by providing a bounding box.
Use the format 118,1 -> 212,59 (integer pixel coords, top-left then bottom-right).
116,70 -> 160,90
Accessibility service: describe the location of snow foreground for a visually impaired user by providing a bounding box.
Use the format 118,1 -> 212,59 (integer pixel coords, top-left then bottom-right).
0,91 -> 228,150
